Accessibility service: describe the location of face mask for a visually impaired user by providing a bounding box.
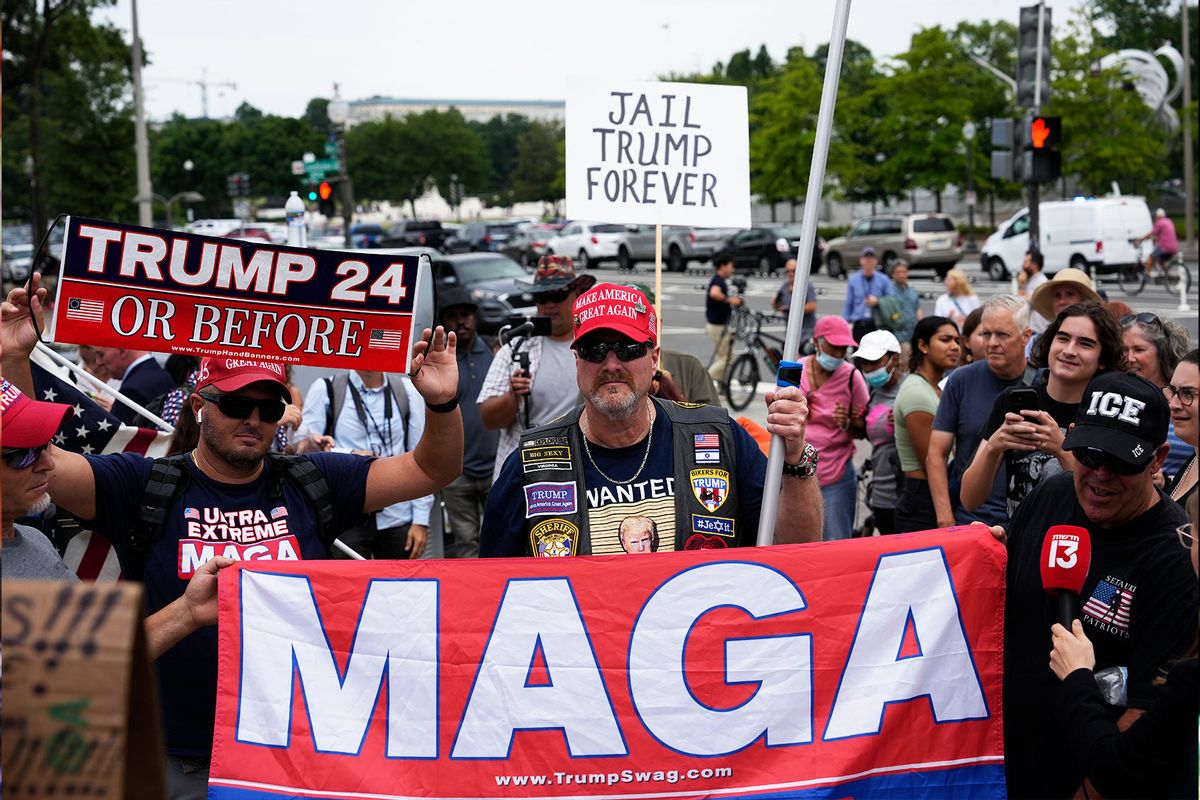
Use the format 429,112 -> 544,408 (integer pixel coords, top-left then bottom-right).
865,366 -> 891,388
816,350 -> 843,372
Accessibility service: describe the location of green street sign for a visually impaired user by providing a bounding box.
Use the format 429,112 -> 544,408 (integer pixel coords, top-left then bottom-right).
303,158 -> 339,181
324,141 -> 338,158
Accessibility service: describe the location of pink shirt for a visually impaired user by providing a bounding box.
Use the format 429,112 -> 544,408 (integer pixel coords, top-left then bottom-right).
800,359 -> 869,486
1152,217 -> 1178,253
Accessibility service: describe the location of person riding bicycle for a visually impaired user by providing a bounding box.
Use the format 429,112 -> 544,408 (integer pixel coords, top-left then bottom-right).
1135,208 -> 1179,276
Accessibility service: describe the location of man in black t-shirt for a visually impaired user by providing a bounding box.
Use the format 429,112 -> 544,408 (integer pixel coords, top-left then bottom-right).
705,253 -> 742,382
1001,372 -> 1196,799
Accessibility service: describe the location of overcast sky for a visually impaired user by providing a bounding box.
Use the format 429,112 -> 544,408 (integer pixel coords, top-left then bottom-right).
98,0 -> 1088,121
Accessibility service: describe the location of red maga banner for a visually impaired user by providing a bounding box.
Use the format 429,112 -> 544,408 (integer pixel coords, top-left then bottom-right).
50,217 -> 429,372
210,528 -> 1007,799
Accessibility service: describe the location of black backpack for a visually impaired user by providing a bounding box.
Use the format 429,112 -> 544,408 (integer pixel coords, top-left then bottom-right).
127,453 -> 335,580
323,374 -> 410,451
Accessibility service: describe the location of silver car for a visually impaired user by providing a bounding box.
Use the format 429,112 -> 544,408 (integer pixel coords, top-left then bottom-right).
824,213 -> 962,279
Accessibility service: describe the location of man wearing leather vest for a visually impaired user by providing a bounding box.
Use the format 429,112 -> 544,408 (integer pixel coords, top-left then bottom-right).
480,284 -> 823,557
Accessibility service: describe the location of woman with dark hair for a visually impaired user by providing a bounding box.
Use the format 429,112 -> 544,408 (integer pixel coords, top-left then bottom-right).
1164,349 -> 1198,508
962,302 -> 1125,517
893,316 -> 961,532
960,306 -> 986,364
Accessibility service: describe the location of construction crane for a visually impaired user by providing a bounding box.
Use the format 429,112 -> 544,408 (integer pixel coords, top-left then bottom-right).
153,68 -> 237,118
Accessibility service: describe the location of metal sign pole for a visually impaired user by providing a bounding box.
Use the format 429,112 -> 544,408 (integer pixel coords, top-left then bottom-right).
756,0 -> 853,545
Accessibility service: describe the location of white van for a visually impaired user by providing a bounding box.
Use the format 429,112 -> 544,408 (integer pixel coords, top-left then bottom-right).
186,218 -> 243,237
979,197 -> 1152,280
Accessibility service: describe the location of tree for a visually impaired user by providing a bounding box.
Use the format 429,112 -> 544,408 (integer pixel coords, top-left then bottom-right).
470,113 -> 533,198
748,48 -> 823,213
511,120 -> 564,209
303,97 -> 331,139
1087,0 -> 1179,55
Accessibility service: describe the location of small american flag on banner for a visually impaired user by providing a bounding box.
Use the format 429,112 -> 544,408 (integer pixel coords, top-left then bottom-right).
65,297 -> 105,322
368,329 -> 403,350
1082,579 -> 1133,633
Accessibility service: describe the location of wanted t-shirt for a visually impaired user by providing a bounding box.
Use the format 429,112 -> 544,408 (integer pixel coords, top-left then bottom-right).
1002,473 -> 1194,798
84,451 -> 372,757
481,410 -> 767,557
979,382 -> 1078,517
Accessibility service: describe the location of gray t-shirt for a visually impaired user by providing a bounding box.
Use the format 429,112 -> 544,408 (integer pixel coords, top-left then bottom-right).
2,523 -> 78,581
532,338 -> 580,425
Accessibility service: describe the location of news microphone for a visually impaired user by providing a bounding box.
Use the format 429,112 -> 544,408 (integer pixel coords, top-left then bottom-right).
1040,525 -> 1092,628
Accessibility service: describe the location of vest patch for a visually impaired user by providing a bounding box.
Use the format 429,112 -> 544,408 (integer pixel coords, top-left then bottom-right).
530,518 -> 579,557
521,444 -> 573,473
690,468 -> 730,512
684,533 -> 729,550
691,514 -> 735,537
524,482 -> 578,517
694,432 -> 721,463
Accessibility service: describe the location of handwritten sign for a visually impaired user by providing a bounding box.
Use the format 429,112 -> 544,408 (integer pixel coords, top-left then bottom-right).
566,80 -> 751,228
210,528 -> 1007,799
50,216 -> 431,372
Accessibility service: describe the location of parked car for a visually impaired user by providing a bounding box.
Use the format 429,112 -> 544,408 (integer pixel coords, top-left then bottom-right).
187,218 -> 243,237
500,223 -> 564,266
2,242 -> 35,282
444,221 -> 523,254
616,225 -> 728,272
720,225 -> 816,275
979,197 -> 1151,280
544,221 -> 628,268
429,253 -> 537,332
350,223 -> 386,248
380,220 -> 449,250
224,226 -> 275,243
824,213 -> 962,279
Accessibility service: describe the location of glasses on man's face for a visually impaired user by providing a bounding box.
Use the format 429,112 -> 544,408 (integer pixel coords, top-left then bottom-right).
575,340 -> 653,364
1073,447 -> 1145,476
197,392 -> 286,423
1164,384 -> 1198,407
2,444 -> 49,469
1177,524 -> 1194,551
1120,312 -> 1161,328
533,289 -> 572,305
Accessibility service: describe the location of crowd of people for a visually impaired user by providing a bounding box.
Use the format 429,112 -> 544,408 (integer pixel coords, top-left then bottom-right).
1,242 -> 1197,799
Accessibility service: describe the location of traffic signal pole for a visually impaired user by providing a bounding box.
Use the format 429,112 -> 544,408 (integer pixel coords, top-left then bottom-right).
1027,2 -> 1047,253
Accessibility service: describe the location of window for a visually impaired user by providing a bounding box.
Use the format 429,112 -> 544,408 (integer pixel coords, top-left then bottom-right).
561,224 -> 579,236
850,220 -> 871,238
871,218 -> 902,235
912,217 -> 954,233
453,256 -> 527,284
1009,215 -> 1029,237
592,224 -> 628,234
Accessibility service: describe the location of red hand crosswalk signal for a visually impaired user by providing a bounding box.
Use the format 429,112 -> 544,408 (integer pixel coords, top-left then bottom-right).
1029,116 -> 1060,149
318,181 -> 333,201
1022,115 -> 1061,182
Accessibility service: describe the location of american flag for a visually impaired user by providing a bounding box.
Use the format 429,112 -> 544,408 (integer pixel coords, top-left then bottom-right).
65,297 -> 105,322
368,328 -> 403,350
29,348 -> 171,581
1082,579 -> 1133,633
184,507 -> 200,520
694,432 -> 720,463
271,506 -> 287,519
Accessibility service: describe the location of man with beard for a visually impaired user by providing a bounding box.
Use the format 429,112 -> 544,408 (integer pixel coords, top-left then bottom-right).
1,274 -> 463,799
480,285 -> 822,557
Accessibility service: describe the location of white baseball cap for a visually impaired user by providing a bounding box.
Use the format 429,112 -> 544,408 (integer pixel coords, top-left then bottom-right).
854,330 -> 901,362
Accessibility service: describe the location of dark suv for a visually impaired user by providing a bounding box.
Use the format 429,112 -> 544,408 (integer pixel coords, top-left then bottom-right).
379,220 -> 448,250
443,221 -> 522,254
430,253 -> 535,332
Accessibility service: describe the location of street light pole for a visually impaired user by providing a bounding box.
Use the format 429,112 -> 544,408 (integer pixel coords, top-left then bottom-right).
327,85 -> 354,249
962,121 -> 978,252
130,0 -> 153,227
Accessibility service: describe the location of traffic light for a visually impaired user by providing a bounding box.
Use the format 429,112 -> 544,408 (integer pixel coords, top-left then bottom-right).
1017,4 -> 1052,109
225,172 -> 252,198
1022,115 -> 1061,183
307,188 -> 318,202
989,117 -> 1020,182
318,181 -> 336,217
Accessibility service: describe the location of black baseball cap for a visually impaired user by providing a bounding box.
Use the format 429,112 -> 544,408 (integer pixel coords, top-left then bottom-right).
1063,372 -> 1169,469
437,287 -> 477,317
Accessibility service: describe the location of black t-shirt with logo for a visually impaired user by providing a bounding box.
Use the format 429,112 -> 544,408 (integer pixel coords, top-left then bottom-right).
1001,472 -> 1194,798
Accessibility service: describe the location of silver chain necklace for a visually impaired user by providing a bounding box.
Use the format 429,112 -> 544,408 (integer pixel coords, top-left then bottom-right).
580,404 -> 654,485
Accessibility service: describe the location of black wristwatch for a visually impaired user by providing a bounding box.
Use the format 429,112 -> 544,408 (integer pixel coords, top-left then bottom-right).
426,393 -> 460,414
782,442 -> 819,478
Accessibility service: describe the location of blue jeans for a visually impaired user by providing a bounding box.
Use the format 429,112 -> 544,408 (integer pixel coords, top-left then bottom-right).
821,461 -> 857,541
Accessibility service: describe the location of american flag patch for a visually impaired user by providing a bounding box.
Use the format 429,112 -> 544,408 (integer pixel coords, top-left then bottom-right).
368,329 -> 402,350
694,432 -> 720,463
1082,579 -> 1133,633
184,507 -> 199,520
65,297 -> 105,322
271,506 -> 287,519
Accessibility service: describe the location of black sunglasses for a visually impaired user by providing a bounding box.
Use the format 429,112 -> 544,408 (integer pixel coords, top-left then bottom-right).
197,391 -> 286,423
575,340 -> 653,364
1120,312 -> 1161,327
1073,447 -> 1145,476
533,289 -> 573,304
2,444 -> 48,469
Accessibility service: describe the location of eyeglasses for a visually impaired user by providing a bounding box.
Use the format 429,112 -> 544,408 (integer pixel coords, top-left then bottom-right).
1120,312 -> 1161,327
1164,384 -> 1197,407
197,392 -> 286,423
533,289 -> 572,304
1073,447 -> 1145,476
1177,524 -> 1194,551
575,340 -> 653,364
2,444 -> 48,469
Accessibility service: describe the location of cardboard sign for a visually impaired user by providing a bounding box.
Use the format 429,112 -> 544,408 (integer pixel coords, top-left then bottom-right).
210,528 -> 1006,799
50,217 -> 431,372
1,581 -> 166,799
566,80 -> 751,229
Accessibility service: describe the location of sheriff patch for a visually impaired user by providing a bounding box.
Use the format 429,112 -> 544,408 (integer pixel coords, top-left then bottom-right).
690,468 -> 730,512
524,482 -> 578,517
691,514 -> 735,537
530,518 -> 579,558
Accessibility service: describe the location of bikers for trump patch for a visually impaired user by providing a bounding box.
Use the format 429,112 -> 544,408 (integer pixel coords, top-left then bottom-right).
690,468 -> 729,512
529,518 -> 579,557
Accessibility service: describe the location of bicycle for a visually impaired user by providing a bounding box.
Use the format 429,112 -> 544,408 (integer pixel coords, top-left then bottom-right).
1118,239 -> 1192,298
720,307 -> 787,411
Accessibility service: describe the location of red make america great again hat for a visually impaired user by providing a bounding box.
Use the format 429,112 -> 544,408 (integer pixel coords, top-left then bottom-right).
572,285 -> 657,344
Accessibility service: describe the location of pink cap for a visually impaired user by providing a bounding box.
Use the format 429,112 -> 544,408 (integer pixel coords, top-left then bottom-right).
195,357 -> 292,402
572,285 -> 658,344
1,379 -> 74,448
813,316 -> 858,348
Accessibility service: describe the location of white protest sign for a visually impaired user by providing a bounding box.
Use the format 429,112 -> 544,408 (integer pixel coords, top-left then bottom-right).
566,80 -> 750,228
